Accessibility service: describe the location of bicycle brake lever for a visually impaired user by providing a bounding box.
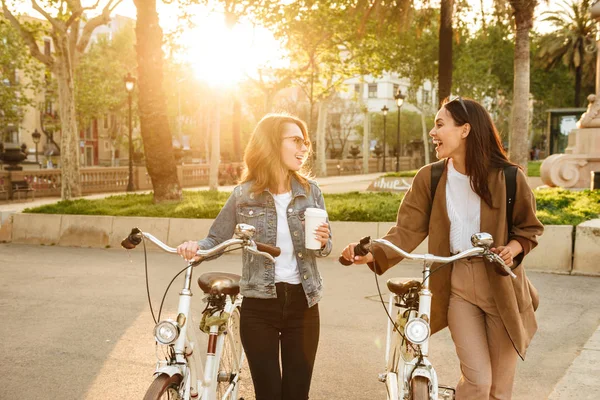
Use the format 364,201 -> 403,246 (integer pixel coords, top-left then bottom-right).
246,245 -> 276,263
486,252 -> 517,279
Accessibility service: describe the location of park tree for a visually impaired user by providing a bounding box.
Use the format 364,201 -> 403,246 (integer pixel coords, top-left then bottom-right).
538,0 -> 597,107
438,0 -> 454,105
0,17 -> 42,129
75,24 -> 137,166
133,0 -> 182,201
2,0 -> 121,199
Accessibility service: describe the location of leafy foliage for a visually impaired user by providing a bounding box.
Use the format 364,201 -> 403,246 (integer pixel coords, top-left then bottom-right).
24,187 -> 599,226
0,18 -> 43,128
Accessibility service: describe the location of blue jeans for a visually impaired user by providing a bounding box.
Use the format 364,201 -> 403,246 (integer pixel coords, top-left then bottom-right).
240,282 -> 320,400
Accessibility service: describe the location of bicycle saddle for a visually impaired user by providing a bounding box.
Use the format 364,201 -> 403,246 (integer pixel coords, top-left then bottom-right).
386,278 -> 421,297
198,272 -> 241,296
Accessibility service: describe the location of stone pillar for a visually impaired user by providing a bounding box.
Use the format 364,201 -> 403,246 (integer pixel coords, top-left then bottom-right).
540,2 -> 600,189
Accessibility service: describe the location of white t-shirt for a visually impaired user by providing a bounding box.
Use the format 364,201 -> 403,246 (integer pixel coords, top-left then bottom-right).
446,159 -> 481,254
272,192 -> 301,284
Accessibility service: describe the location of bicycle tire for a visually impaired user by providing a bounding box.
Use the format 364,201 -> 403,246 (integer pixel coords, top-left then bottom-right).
410,376 -> 429,400
216,306 -> 252,399
143,373 -> 183,400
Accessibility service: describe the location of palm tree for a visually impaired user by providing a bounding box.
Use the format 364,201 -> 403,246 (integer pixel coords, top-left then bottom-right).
538,0 -> 597,107
439,0 -> 454,106
508,0 -> 538,172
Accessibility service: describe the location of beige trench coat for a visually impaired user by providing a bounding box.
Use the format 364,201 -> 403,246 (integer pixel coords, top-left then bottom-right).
369,162 -> 544,360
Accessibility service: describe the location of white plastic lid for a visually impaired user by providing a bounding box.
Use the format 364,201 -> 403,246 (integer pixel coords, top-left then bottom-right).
305,207 -> 328,217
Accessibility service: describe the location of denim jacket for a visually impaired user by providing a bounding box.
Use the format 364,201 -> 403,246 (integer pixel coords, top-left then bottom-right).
197,177 -> 332,307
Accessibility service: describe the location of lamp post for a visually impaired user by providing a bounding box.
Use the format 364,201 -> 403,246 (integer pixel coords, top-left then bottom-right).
381,105 -> 389,172
32,129 -> 41,166
124,73 -> 136,192
394,89 -> 406,172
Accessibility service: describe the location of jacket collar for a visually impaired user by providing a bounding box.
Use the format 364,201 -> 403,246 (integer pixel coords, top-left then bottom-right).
259,175 -> 308,199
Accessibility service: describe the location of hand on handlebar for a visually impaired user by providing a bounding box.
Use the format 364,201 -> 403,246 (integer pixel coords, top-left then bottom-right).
178,240 -> 201,262
490,245 -> 514,268
340,243 -> 373,265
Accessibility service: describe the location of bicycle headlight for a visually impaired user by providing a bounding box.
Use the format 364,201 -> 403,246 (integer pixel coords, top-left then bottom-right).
154,319 -> 180,345
404,318 -> 430,344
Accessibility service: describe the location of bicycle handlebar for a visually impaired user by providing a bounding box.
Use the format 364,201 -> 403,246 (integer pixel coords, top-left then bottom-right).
121,226 -> 281,262
339,235 -> 516,278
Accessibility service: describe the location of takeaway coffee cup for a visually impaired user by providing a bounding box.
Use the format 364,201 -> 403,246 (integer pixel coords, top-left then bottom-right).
304,207 -> 328,250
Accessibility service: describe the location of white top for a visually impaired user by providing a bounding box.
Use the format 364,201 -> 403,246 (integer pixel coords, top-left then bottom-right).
272,192 -> 300,284
446,159 -> 481,254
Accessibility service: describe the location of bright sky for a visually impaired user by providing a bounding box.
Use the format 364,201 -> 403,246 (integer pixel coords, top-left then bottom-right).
112,1 -> 288,87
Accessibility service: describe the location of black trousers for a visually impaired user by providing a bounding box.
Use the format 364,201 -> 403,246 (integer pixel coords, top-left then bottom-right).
240,282 -> 320,400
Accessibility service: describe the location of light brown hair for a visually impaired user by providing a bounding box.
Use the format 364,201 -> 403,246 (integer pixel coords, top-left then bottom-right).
240,113 -> 312,194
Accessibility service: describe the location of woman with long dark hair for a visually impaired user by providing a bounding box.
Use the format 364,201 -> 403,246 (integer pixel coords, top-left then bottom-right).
178,113 -> 331,400
342,97 -> 543,399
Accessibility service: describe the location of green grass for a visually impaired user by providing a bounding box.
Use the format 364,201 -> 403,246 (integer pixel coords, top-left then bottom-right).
24,191 -> 233,219
384,161 -> 542,178
534,189 -> 600,226
24,188 -> 600,226
382,170 -> 418,178
528,161 -> 541,177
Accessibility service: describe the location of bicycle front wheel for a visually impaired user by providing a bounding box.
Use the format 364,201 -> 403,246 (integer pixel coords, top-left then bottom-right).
143,373 -> 183,400
216,306 -> 252,399
409,376 -> 429,400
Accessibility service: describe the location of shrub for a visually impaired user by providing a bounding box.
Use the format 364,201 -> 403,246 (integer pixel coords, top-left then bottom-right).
24,188 -> 599,226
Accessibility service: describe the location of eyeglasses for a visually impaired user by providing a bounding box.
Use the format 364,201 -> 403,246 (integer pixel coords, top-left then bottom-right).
283,136 -> 310,149
448,95 -> 469,117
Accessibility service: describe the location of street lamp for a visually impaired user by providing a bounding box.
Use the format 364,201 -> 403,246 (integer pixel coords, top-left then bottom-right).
32,129 -> 41,166
381,105 -> 389,172
124,73 -> 136,192
394,89 -> 406,172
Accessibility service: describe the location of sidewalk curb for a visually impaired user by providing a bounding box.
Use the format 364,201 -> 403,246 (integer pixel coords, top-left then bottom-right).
548,323 -> 600,400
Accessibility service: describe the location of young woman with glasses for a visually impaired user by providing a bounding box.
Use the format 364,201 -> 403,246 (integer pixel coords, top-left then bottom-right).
177,113 -> 331,400
341,97 -> 543,399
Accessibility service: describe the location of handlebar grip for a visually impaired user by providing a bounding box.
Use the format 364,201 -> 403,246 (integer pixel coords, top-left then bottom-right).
256,242 -> 281,257
338,236 -> 371,266
121,227 -> 142,249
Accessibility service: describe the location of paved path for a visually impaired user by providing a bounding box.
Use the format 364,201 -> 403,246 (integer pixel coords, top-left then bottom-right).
0,171 -> 596,399
0,244 -> 598,400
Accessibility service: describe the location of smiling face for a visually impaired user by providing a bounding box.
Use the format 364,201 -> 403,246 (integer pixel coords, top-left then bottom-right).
429,106 -> 469,160
280,122 -> 309,172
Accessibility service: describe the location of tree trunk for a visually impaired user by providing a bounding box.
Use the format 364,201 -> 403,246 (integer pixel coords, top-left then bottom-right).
232,96 -> 242,161
574,65 -> 582,107
510,11 -> 532,173
359,79 -> 370,173
54,41 -> 81,200
315,100 -> 328,176
420,109 -> 431,164
438,0 -> 454,106
134,0 -> 182,202
209,100 -> 220,190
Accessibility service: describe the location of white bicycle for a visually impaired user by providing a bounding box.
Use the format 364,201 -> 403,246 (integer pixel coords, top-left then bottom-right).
121,223 -> 280,400
342,232 -> 514,400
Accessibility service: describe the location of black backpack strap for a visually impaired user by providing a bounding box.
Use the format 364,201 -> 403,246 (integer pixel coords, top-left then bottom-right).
504,165 -> 518,238
430,160 -> 446,203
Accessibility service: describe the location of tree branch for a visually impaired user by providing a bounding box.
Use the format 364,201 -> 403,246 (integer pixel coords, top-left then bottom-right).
76,0 -> 123,54
1,1 -> 54,67
31,0 -> 65,34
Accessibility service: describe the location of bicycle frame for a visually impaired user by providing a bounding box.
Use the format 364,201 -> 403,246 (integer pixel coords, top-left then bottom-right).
373,234 -> 512,400
151,261 -> 244,400
382,257 -> 440,400
123,226 -> 278,400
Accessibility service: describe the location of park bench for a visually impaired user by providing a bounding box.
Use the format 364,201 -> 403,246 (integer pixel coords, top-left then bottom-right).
11,180 -> 35,201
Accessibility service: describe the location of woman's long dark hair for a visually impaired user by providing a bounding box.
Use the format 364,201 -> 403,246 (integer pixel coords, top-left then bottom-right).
442,97 -> 515,208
